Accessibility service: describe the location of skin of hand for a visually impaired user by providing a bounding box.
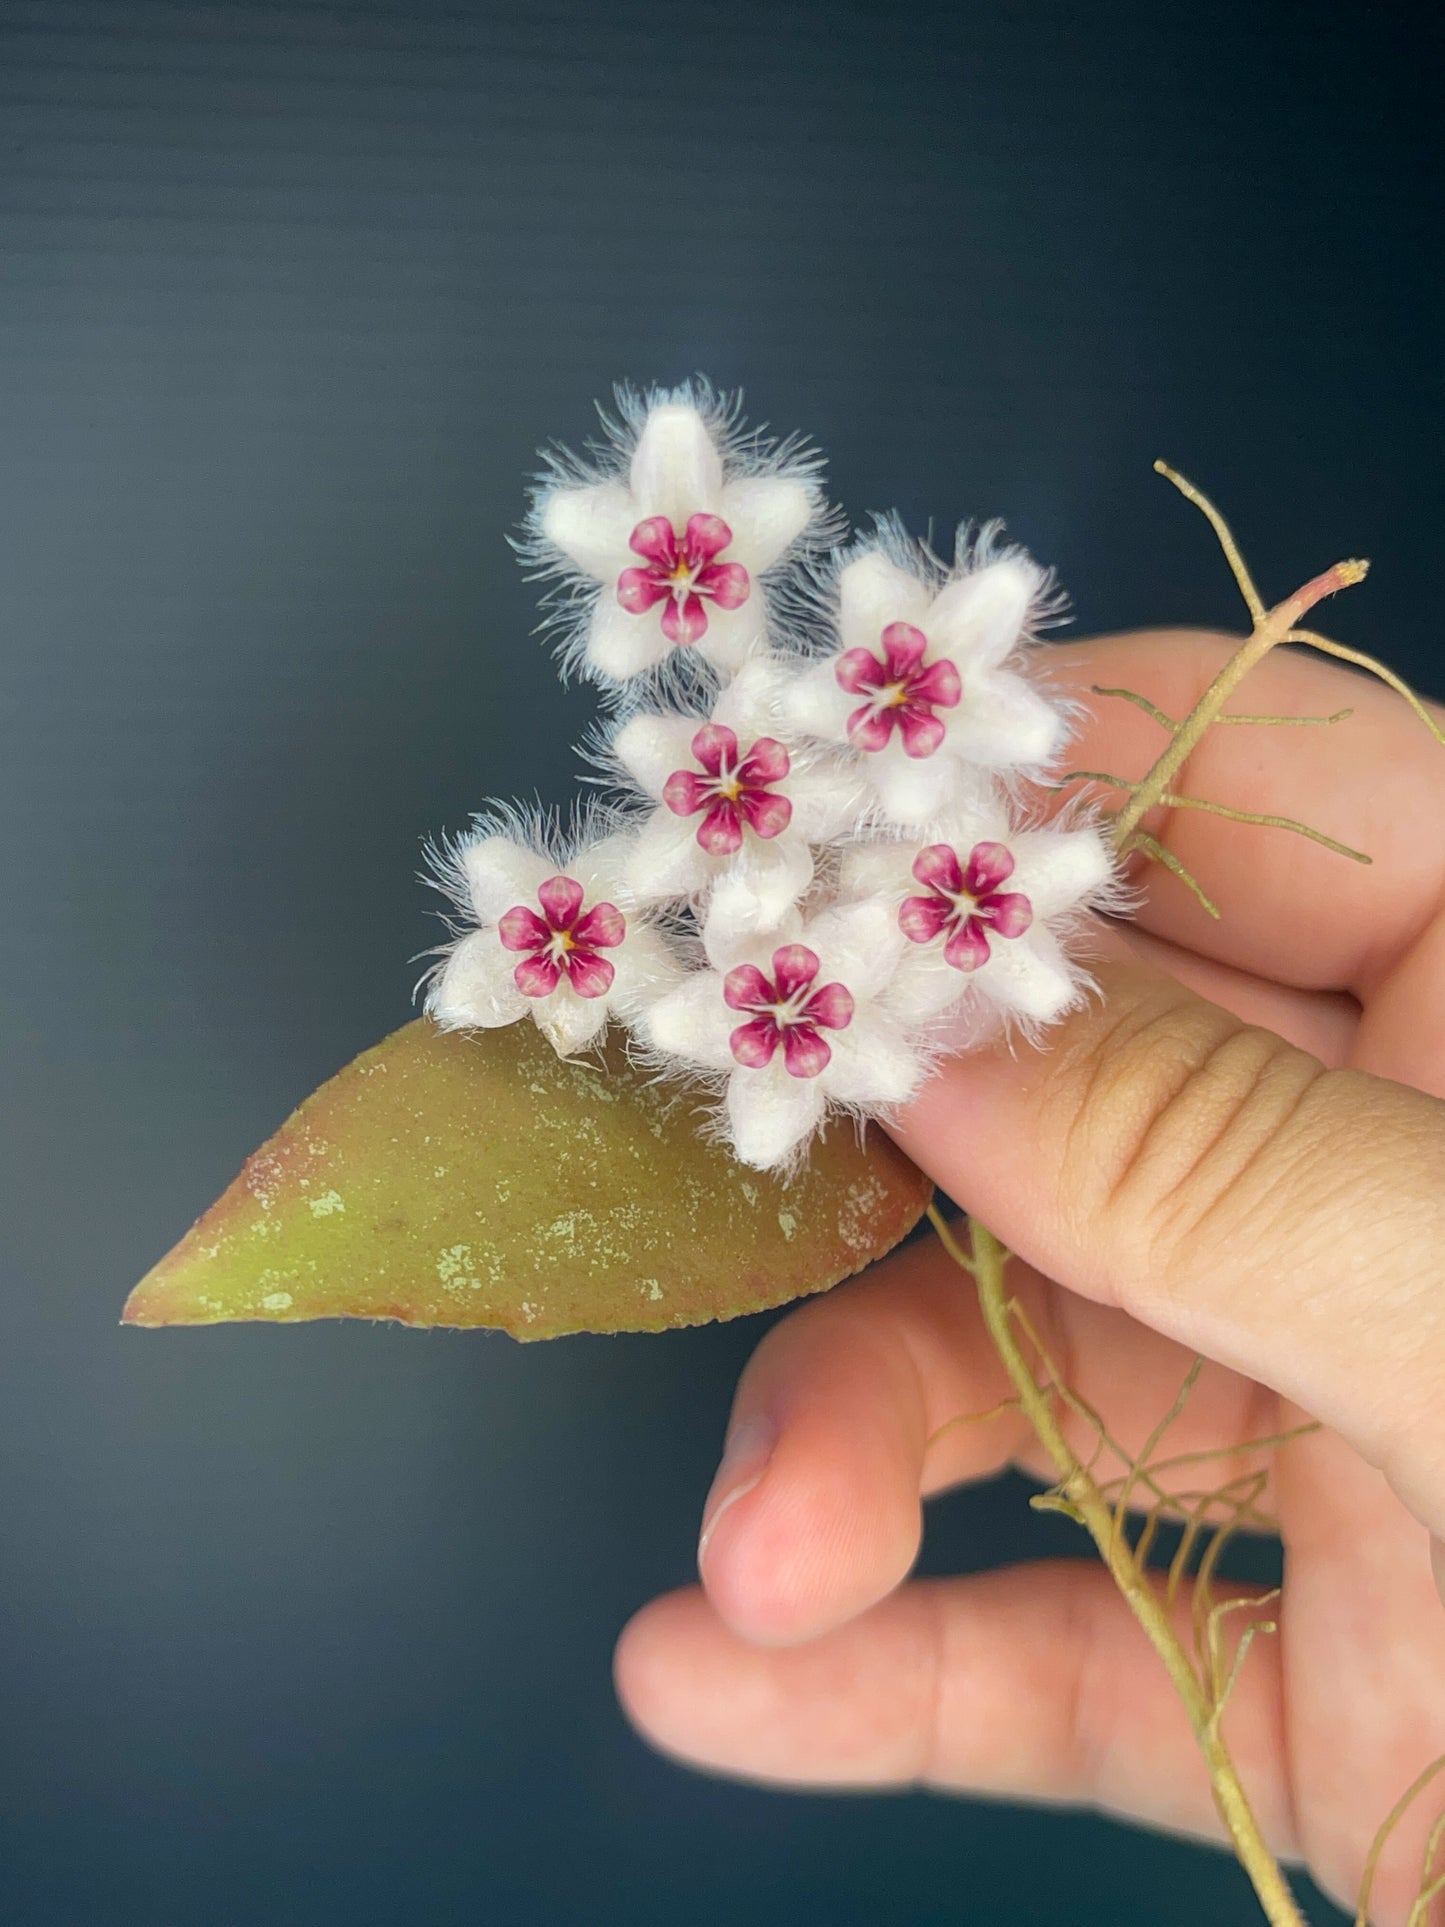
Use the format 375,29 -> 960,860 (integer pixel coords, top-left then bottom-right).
614,632 -> 1445,1926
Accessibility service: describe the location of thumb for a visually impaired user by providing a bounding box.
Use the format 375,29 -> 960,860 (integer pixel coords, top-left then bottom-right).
888,952 -> 1445,1539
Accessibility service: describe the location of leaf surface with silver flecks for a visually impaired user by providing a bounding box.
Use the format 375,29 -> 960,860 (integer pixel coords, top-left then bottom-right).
124,1018 -> 932,1337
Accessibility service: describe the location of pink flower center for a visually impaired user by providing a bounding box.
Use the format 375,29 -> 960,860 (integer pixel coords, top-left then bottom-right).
616,512 -> 751,648
497,874 -> 626,1000
898,842 -> 1033,972
835,620 -> 962,758
661,722 -> 793,855
723,943 -> 854,1079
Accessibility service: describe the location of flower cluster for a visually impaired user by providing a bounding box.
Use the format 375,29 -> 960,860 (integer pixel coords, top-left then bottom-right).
426,381 -> 1117,1171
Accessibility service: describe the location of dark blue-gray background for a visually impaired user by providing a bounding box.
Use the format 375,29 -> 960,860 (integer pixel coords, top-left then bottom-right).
1,1 -> 1440,1921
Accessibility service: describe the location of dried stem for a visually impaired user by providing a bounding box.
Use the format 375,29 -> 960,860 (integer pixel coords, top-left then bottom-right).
1092,684 -> 1353,730
1111,549 -> 1368,848
1356,1754 -> 1445,1927
1289,630 -> 1445,748
1153,461 -> 1268,623
938,1210 -> 1308,1927
1156,791 -> 1370,864
934,467 -> 1435,1926
1129,830 -> 1221,917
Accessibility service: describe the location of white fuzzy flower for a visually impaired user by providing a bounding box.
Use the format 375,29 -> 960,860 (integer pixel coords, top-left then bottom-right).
782,525 -> 1068,827
420,378 -> 1131,1176
608,658 -> 862,937
638,898 -> 924,1171
427,819 -> 680,1058
839,803 -> 1115,1040
530,384 -> 829,688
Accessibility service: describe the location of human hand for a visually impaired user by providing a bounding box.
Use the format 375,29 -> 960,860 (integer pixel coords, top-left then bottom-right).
615,632 -> 1445,1924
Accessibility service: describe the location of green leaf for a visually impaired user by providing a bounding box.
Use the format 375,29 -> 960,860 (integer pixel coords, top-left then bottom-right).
124,1019 -> 933,1338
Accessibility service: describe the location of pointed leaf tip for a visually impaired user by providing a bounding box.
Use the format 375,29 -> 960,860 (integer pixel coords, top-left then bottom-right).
124,1019 -> 933,1337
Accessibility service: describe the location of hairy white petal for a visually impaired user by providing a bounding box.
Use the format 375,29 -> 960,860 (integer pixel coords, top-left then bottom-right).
620,811 -> 713,902
980,928 -> 1079,1023
640,975 -> 736,1072
821,1017 -> 920,1107
694,599 -> 770,676
744,835 -> 817,908
630,403 -> 724,522
837,838 -> 915,903
571,828 -> 641,898
787,758 -> 867,840
609,925 -> 685,1016
726,1070 -> 826,1170
702,903 -> 803,972
928,800 -> 1012,852
718,474 -> 817,574
611,714 -> 701,799
782,658 -> 854,740
805,897 -> 907,999
712,655 -> 786,738
869,743 -> 980,827
535,988 -> 612,1056
429,931 -> 528,1029
945,673 -> 1067,771
1010,827 -> 1114,920
704,841 -> 815,949
540,481 -> 635,580
882,950 -> 969,1024
925,556 -> 1041,669
586,596 -> 672,682
838,550 -> 932,649
461,837 -> 552,922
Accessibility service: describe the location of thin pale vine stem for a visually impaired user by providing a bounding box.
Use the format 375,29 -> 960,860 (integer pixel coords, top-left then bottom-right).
1130,829 -> 1222,917
1153,461 -> 1268,623
1156,791 -> 1370,863
1110,1358 -> 1203,1540
1092,683 -> 1353,730
1112,554 -> 1368,848
937,473 -> 1444,1922
935,1208 -> 1308,1927
1290,629 -> 1445,748
1126,1423 -> 1321,1485
1356,1756 -> 1445,1927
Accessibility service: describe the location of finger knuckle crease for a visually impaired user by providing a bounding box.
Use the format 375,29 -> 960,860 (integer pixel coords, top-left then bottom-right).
1059,1002 -> 1325,1268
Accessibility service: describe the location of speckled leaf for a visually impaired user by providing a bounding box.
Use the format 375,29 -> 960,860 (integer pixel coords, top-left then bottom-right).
124,1018 -> 933,1337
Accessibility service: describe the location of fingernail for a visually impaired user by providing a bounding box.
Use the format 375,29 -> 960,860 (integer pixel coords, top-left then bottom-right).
698,1412 -> 776,1567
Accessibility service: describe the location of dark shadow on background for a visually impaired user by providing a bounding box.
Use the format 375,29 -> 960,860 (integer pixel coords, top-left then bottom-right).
1,1 -> 1441,1920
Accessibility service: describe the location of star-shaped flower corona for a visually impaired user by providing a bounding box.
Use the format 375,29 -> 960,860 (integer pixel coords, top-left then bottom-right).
838,802 -> 1117,1041
527,383 -> 830,689
617,513 -> 749,647
899,841 -> 1034,972
724,944 -> 855,1080
781,524 -> 1068,826
836,619 -> 962,756
607,659 -> 862,935
665,724 -> 792,854
497,876 -> 625,1000
426,816 -> 681,1057
637,898 -> 924,1171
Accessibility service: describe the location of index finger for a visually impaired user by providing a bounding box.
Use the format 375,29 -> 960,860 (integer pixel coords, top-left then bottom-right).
1041,631 -> 1445,1001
